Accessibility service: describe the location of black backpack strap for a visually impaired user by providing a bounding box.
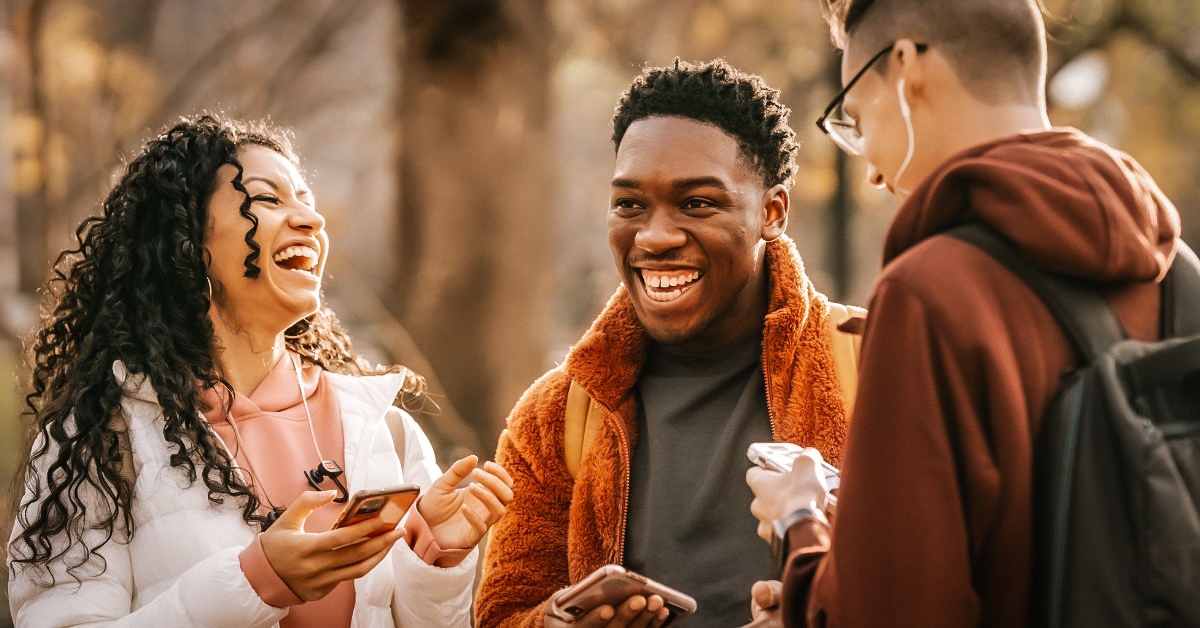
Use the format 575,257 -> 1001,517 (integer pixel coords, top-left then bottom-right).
1123,335 -> 1200,399
946,223 -> 1126,361
1126,239 -> 1200,398
1161,240 -> 1200,337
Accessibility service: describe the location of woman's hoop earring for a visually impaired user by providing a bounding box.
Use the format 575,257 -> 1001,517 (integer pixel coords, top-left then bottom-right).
282,322 -> 307,341
206,277 -> 214,301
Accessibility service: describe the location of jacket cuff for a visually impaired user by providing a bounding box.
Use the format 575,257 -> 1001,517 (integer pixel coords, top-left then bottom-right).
404,504 -> 472,568
239,534 -> 303,608
786,517 -> 833,554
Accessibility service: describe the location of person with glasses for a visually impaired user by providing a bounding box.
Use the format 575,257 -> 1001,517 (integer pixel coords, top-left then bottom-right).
746,0 -> 1184,626
476,59 -> 862,628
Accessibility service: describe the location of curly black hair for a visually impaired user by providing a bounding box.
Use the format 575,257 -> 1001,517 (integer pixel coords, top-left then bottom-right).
611,58 -> 799,189
7,113 -> 425,584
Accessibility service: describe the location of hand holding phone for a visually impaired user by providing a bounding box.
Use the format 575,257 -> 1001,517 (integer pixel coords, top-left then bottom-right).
746,442 -> 840,490
261,489 -> 409,602
547,565 -> 697,626
331,483 -> 421,534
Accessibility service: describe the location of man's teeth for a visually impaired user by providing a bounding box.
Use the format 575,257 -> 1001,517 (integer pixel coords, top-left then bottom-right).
641,270 -> 699,302
642,271 -> 699,289
648,288 -> 684,302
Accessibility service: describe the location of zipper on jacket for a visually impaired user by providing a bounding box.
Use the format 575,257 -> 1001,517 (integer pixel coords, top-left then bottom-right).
762,339 -> 779,441
613,406 -> 632,564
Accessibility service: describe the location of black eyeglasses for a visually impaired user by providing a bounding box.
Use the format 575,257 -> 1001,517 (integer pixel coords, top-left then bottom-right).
816,42 -> 928,156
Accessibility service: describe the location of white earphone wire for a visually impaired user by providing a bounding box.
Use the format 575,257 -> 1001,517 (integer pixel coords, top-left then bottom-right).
292,352 -> 326,462
894,76 -> 916,193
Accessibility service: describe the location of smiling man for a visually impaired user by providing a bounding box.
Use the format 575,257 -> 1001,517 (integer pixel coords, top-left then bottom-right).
476,59 -> 862,628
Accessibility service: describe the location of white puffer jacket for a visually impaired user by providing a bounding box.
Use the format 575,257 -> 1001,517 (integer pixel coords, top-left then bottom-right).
7,362 -> 475,627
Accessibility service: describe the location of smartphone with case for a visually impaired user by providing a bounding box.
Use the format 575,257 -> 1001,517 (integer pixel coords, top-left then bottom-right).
548,564 -> 697,625
746,442 -> 840,490
331,483 -> 420,532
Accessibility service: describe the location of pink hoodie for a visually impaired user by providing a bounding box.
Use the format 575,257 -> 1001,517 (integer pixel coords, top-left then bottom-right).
203,353 -> 465,627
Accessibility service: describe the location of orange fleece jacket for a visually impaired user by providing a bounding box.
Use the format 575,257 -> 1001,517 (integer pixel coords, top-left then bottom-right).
476,235 -> 851,627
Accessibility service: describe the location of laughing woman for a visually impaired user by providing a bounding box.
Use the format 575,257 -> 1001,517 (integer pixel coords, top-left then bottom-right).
6,114 -> 512,627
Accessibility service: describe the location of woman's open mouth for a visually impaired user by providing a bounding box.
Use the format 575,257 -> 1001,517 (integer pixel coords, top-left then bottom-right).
272,245 -> 319,275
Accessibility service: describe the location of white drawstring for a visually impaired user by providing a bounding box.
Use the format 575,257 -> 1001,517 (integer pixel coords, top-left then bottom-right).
292,352 -> 327,462
214,351 -> 328,515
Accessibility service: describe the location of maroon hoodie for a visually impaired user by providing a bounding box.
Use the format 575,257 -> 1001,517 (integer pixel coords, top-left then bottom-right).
780,129 -> 1180,627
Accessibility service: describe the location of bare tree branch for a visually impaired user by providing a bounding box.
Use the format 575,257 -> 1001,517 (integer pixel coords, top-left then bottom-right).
1046,0 -> 1131,79
1124,12 -> 1200,82
1046,0 -> 1200,84
140,0 -> 304,129
60,0 -> 305,216
258,0 -> 372,114
326,249 -> 485,458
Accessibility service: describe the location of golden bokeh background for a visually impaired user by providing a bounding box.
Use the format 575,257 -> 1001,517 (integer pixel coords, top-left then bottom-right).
2,1 -> 1198,622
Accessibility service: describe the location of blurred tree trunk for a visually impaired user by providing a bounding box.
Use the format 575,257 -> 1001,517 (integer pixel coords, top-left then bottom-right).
1,13 -> 33,420
824,54 -> 853,302
394,0 -> 553,448
15,0 -> 52,293
0,15 -> 18,306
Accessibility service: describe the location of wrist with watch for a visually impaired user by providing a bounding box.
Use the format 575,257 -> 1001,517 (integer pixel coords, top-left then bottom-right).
769,506 -> 831,570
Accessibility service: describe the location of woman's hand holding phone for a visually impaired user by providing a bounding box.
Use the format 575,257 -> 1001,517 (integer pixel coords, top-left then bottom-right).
260,490 -> 407,601
417,455 -> 515,550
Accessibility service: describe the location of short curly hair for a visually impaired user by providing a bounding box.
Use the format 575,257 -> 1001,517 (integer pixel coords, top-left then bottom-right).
611,58 -> 798,189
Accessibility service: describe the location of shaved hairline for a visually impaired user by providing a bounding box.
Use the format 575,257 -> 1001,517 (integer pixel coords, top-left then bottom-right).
826,0 -> 1048,106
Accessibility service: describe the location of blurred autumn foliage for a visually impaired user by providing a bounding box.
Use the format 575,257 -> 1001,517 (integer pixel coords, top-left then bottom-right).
1,1 -> 1198,621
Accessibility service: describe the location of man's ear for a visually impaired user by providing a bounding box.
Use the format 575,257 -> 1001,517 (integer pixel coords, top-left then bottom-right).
891,38 -> 925,97
761,184 -> 789,241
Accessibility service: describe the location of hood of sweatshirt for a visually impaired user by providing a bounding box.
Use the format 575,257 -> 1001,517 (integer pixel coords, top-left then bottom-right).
883,128 -> 1179,282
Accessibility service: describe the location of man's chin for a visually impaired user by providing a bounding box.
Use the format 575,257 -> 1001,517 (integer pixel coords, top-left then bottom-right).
637,314 -> 701,349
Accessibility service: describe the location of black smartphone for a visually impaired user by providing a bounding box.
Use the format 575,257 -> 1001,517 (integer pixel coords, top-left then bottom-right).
548,564 -> 697,625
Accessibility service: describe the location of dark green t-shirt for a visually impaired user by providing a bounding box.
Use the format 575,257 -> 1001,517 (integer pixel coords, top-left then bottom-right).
624,330 -> 776,627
